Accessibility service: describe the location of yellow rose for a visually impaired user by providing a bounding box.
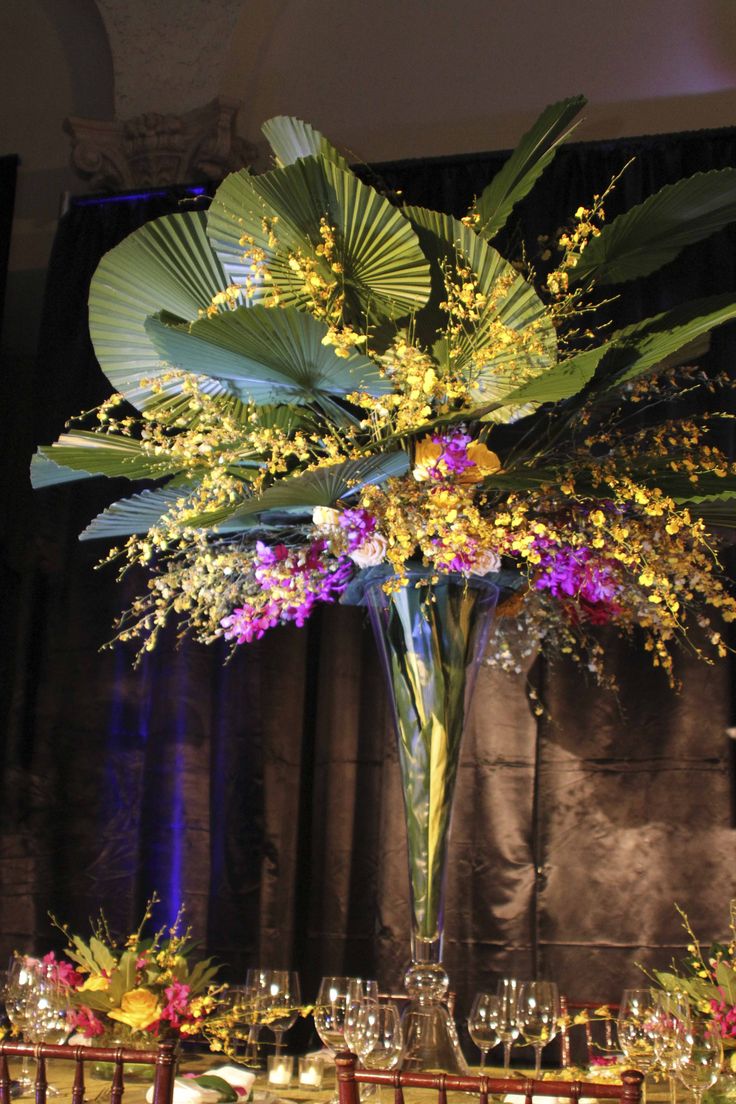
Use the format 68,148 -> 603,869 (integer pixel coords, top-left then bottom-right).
79,974 -> 110,992
108,988 -> 161,1033
412,438 -> 442,482
461,441 -> 502,484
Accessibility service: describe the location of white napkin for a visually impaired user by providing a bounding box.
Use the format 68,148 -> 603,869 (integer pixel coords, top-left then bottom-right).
206,1066 -> 257,1093
146,1079 -> 221,1104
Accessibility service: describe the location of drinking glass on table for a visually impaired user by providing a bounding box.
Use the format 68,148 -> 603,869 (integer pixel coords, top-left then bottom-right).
468,992 -> 501,1069
496,979 -> 521,1069
4,960 -> 35,1093
677,1016 -> 723,1104
653,992 -> 690,1104
618,989 -> 660,1104
360,1003 -> 403,1102
516,980 -> 560,1077
264,970 -> 301,1057
314,977 -> 365,1054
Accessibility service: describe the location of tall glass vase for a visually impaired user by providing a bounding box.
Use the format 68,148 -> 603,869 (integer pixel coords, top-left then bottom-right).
364,571 -> 500,1072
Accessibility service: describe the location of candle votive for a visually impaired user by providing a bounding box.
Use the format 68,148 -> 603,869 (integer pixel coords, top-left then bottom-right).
267,1056 -> 294,1087
298,1056 -> 324,1089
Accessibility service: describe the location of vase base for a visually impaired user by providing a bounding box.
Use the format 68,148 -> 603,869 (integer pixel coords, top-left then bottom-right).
399,1000 -> 468,1074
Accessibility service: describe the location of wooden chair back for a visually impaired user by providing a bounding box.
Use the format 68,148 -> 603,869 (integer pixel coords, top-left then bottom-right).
559,999 -> 621,1068
0,1040 -> 177,1104
335,1051 -> 643,1104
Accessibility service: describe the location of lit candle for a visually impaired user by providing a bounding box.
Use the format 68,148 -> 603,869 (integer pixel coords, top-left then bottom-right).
298,1058 -> 323,1089
267,1058 -> 293,1087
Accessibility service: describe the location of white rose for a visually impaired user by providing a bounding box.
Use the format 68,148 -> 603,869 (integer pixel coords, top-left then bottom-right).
473,547 -> 501,575
349,532 -> 388,568
312,506 -> 341,532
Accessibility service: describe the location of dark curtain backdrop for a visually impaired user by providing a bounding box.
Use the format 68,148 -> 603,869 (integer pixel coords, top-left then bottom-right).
3,130 -> 736,1037
0,154 -> 18,351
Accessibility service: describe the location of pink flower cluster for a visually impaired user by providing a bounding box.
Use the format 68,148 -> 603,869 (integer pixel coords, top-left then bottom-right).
159,980 -> 191,1030
427,432 -> 476,481
711,997 -> 736,1038
68,1006 -> 105,1037
338,507 -> 377,552
533,540 -> 622,624
221,540 -> 352,644
42,951 -> 83,989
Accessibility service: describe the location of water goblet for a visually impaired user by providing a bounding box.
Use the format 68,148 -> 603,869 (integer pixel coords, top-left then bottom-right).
264,970 -> 301,1057
677,1016 -> 723,1104
496,979 -> 521,1069
360,1002 -> 403,1102
468,992 -> 501,1069
4,960 -> 35,1094
618,988 -> 660,1104
653,992 -> 690,1104
516,981 -> 560,1077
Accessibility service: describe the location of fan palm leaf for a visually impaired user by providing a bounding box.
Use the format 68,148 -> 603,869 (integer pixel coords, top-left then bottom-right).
207,155 -> 431,321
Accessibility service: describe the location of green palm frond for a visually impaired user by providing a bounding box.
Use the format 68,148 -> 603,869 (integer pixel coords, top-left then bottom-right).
473,95 -> 586,241
261,115 -> 350,170
145,304 -> 391,407
494,292 -> 736,409
569,168 -> 736,286
80,485 -> 199,540
192,451 -> 410,532
31,432 -> 185,486
89,211 -> 242,414
207,156 -> 431,321
406,205 -> 556,417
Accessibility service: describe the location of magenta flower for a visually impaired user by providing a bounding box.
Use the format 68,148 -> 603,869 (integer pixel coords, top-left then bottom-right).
68,1005 -> 106,1038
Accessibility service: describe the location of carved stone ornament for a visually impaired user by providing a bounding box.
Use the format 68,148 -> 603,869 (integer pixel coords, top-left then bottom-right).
64,96 -> 256,191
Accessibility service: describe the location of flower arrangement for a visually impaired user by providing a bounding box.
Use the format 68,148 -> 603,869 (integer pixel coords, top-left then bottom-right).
42,897 -> 228,1049
655,903 -> 736,1049
31,96 -> 736,682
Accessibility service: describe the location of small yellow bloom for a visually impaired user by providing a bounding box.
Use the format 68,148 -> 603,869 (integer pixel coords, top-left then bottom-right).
79,974 -> 110,993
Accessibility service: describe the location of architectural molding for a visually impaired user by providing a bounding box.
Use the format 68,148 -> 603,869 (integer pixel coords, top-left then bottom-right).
64,96 -> 255,191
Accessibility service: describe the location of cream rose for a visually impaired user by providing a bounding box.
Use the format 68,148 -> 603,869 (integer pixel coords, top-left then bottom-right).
349,533 -> 388,568
472,547 -> 502,575
107,988 -> 161,1032
312,506 -> 341,531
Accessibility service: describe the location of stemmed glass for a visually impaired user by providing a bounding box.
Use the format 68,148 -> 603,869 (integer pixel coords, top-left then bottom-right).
468,993 -> 501,1069
359,1003 -> 403,1102
496,979 -> 521,1069
677,1016 -> 723,1104
516,981 -> 560,1077
313,977 -> 365,1055
653,993 -> 690,1104
618,989 -> 660,1104
265,971 -> 301,1057
4,960 -> 35,1094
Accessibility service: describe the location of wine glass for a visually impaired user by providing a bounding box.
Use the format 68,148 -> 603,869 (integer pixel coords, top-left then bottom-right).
618,988 -> 660,1104
677,1016 -> 723,1104
496,979 -> 521,1069
345,995 -> 380,1061
265,971 -> 301,1057
653,992 -> 690,1104
243,967 -> 273,1064
516,980 -> 560,1077
4,959 -> 35,1093
313,977 -> 365,1054
468,992 -> 501,1069
360,1003 -> 403,1102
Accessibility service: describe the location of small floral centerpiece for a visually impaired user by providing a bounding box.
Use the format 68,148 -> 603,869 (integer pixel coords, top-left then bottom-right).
30,96 -> 736,685
654,903 -> 736,1050
43,896 -> 227,1051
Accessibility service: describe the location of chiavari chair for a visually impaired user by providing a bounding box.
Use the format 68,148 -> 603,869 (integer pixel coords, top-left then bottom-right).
0,1040 -> 176,1104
